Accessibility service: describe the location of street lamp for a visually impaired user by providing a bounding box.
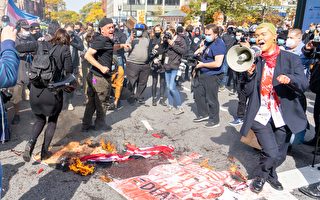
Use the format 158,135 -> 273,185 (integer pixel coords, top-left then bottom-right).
200,2 -> 207,32
118,5 -> 122,24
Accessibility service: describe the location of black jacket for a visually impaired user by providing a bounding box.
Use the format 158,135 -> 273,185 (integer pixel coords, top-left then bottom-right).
16,41 -> 73,116
70,34 -> 84,67
240,50 -> 309,136
163,35 -> 187,71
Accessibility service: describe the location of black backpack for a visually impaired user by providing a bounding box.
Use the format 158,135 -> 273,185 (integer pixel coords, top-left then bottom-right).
28,42 -> 60,88
309,62 -> 320,94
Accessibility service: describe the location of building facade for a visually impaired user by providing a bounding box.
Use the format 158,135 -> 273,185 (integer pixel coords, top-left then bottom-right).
104,0 -> 189,25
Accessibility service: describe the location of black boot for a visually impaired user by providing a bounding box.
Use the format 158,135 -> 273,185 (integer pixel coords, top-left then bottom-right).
152,98 -> 157,106
23,140 -> 36,162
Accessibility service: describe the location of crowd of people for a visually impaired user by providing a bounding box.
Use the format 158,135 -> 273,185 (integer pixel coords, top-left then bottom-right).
0,13 -> 320,196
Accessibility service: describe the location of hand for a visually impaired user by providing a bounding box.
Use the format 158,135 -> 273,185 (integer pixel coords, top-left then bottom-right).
239,41 -> 250,48
247,64 -> 256,76
1,26 -> 17,42
196,62 -> 204,69
277,74 -> 291,84
122,43 -> 131,49
306,41 -> 314,50
101,66 -> 110,74
168,39 -> 174,46
154,44 -> 159,49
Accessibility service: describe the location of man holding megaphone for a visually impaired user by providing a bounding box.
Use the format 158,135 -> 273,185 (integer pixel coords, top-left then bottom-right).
239,23 -> 308,193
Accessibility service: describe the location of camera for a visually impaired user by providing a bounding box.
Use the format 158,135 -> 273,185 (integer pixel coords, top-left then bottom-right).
176,60 -> 187,81
163,32 -> 172,41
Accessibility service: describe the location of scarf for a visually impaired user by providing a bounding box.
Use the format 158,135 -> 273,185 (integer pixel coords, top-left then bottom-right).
261,45 -> 280,68
260,45 -> 281,111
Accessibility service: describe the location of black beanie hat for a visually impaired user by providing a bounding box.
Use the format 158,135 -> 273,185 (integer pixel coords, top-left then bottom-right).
99,17 -> 113,28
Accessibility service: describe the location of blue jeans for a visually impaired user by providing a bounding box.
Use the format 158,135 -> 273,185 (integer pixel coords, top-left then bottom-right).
0,162 -> 2,198
165,70 -> 182,107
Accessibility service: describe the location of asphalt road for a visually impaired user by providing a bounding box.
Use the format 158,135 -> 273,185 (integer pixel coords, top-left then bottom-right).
0,78 -> 318,200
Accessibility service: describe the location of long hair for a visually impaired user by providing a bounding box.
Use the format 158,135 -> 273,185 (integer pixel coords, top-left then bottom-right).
50,28 -> 71,46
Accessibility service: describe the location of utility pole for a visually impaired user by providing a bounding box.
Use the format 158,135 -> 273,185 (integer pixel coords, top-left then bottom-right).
200,2 -> 207,33
145,0 -> 148,24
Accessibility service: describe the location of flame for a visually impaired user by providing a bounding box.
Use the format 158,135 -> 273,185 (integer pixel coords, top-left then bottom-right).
199,158 -> 215,170
69,158 -> 95,176
100,139 -> 117,153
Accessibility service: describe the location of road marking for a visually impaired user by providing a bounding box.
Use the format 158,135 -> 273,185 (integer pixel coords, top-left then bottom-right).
181,86 -> 191,92
141,120 -> 154,131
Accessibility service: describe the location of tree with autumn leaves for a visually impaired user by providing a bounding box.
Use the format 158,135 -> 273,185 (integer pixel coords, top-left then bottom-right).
182,0 -> 285,26
44,0 -> 105,24
79,2 -> 105,23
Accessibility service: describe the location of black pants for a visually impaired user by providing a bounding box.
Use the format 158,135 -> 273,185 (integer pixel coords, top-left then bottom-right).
151,70 -> 165,99
194,73 -> 222,123
31,113 -> 60,151
236,82 -> 247,119
126,62 -> 150,100
251,120 -> 292,181
82,72 -> 111,129
314,94 -> 320,137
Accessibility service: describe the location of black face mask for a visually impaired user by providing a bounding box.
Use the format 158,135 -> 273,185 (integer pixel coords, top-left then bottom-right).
75,29 -> 80,33
67,31 -> 74,37
155,32 -> 161,38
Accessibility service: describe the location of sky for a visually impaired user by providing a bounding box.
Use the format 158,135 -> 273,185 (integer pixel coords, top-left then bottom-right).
65,0 -> 94,12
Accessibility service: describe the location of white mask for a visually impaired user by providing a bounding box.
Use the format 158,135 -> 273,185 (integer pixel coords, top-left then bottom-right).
22,31 -> 31,37
235,36 -> 241,41
285,38 -> 295,48
317,28 -> 320,32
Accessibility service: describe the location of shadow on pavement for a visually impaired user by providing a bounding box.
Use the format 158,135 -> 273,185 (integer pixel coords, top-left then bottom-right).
1,162 -> 25,199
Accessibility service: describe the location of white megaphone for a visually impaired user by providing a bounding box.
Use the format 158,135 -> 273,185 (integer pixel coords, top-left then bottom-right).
226,45 -> 261,72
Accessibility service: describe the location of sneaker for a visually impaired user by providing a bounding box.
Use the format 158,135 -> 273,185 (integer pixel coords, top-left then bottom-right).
204,121 -> 220,128
159,98 -> 167,106
174,107 -> 184,115
67,103 -> 74,111
164,106 -> 173,112
11,114 -> 20,125
219,85 -> 226,92
193,116 -> 209,123
137,99 -> 145,105
229,118 -> 244,126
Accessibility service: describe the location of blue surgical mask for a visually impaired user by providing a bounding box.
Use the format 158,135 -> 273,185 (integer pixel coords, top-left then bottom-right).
249,38 -> 256,43
2,22 -> 8,28
277,38 -> 285,45
205,35 -> 213,43
111,65 -> 115,71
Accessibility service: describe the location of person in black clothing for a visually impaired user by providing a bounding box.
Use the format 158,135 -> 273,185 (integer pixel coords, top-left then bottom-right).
302,40 -> 320,146
302,23 -> 318,44
30,22 -> 42,41
64,23 -> 84,110
150,25 -> 166,106
11,19 -> 36,125
17,23 -> 74,161
82,17 -> 129,132
114,24 -> 128,70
